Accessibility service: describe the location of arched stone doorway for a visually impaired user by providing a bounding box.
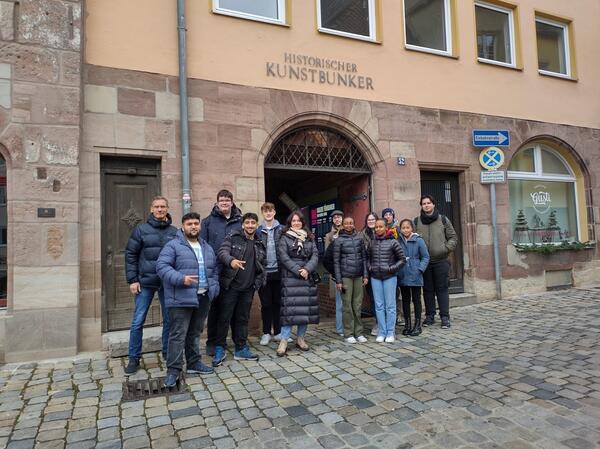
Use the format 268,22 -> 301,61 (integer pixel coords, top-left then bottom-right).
264,125 -> 372,255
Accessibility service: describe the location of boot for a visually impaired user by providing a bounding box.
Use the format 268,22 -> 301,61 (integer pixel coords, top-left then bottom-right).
410,317 -> 422,336
296,337 -> 309,351
402,316 -> 412,336
276,339 -> 288,357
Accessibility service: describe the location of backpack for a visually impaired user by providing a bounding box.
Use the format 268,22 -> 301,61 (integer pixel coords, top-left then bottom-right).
323,243 -> 335,275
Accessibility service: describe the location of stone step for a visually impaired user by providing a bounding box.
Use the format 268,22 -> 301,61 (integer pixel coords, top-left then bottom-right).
449,293 -> 480,308
102,326 -> 163,358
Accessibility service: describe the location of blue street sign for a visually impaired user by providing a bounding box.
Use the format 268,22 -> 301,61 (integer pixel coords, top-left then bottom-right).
472,130 -> 510,147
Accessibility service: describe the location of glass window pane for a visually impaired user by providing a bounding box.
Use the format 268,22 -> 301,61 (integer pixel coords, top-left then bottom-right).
320,0 -> 371,37
476,5 -> 512,64
218,0 -> 280,20
405,0 -> 447,51
536,20 -> 567,74
510,179 -> 578,244
508,148 -> 535,172
541,149 -> 570,175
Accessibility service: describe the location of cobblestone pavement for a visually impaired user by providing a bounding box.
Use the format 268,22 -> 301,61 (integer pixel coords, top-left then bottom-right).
1,288 -> 599,449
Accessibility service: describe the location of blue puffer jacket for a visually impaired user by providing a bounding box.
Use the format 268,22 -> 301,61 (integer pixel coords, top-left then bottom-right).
200,205 -> 243,253
156,230 -> 220,307
125,214 -> 178,288
398,233 -> 430,287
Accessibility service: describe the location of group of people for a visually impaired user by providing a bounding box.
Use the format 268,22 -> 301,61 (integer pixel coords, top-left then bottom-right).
123,189 -> 457,387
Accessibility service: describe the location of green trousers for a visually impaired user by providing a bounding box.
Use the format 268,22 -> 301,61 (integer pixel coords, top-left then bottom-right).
342,277 -> 364,337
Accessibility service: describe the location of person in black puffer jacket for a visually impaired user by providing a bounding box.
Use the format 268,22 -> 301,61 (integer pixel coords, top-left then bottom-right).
333,217 -> 369,343
201,189 -> 243,356
277,211 -> 319,356
369,219 -> 405,343
124,196 -> 177,375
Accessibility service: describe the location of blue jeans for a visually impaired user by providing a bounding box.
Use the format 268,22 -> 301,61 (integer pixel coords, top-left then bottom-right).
128,286 -> 169,359
280,324 -> 307,340
371,277 -> 397,337
335,289 -> 343,334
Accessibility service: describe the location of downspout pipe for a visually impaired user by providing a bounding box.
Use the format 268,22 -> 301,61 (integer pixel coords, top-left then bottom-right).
177,0 -> 191,214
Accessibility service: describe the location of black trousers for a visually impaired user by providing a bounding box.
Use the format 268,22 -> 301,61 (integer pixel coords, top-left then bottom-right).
215,287 -> 255,351
400,286 -> 422,320
166,294 -> 210,375
258,277 -> 281,335
423,260 -> 450,319
206,294 -> 235,351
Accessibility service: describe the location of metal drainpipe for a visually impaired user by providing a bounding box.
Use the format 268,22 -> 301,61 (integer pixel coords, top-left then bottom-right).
177,0 -> 191,214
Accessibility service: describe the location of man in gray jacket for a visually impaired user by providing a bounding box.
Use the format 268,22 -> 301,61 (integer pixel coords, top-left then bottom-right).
414,195 -> 458,329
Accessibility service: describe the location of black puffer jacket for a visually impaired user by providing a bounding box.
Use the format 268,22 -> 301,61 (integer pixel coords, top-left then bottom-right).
218,231 -> 266,291
200,205 -> 243,253
333,230 -> 368,282
125,213 -> 178,288
368,235 -> 405,280
278,233 -> 320,326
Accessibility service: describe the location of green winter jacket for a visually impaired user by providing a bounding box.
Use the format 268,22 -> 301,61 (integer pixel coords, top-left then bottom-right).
414,213 -> 458,263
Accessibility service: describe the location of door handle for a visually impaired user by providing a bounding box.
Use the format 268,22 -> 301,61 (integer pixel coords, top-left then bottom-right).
106,245 -> 113,267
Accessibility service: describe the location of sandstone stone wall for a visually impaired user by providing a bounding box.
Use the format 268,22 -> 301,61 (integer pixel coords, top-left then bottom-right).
81,64 -> 600,351
0,0 -> 82,362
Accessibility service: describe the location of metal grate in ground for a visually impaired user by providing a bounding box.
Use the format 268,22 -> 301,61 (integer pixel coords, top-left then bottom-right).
122,375 -> 187,401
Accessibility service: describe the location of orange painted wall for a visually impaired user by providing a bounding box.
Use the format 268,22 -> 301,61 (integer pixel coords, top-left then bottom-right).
85,0 -> 600,128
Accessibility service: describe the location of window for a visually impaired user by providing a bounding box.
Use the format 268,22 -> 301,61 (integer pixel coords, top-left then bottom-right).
536,17 -> 570,77
508,145 -> 579,244
213,0 -> 286,25
317,0 -> 377,42
404,0 -> 452,56
475,2 -> 515,67
0,156 -> 5,308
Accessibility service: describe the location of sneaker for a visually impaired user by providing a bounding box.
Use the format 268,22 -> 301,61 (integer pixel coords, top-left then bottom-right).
370,326 -> 379,336
441,318 -> 451,329
124,358 -> 140,376
187,361 -> 214,375
357,335 -> 368,343
345,336 -> 357,344
423,316 -> 435,327
212,346 -> 226,367
259,334 -> 271,346
163,372 -> 178,388
385,336 -> 395,343
234,346 -> 259,361
375,336 -> 385,343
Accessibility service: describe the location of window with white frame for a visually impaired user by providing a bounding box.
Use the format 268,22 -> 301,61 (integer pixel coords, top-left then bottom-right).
536,17 -> 570,77
508,145 -> 579,245
475,2 -> 515,66
404,0 -> 452,55
213,0 -> 286,25
317,0 -> 376,41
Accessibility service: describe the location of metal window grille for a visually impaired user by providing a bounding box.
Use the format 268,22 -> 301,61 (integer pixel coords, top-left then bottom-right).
265,127 -> 370,173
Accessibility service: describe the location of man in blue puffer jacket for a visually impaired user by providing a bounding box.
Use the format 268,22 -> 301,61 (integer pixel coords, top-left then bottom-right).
156,212 -> 220,387
124,196 -> 177,375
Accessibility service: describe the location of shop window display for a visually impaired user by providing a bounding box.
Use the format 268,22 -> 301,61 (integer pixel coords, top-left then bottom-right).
508,145 -> 578,245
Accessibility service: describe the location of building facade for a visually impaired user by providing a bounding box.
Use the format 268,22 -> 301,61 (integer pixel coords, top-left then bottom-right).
0,0 -> 599,362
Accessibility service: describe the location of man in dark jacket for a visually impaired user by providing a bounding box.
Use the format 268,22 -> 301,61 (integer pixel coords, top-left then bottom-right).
156,212 -> 220,387
124,196 -> 177,375
257,202 -> 284,346
213,213 -> 266,367
333,217 -> 369,344
201,189 -> 243,356
414,195 -> 458,329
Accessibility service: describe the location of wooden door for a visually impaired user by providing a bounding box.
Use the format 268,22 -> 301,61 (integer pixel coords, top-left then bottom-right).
101,157 -> 162,332
420,172 -> 464,293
